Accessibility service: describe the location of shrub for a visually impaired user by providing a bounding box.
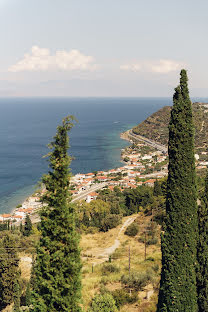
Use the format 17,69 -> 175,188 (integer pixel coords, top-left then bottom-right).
111,288 -> 138,308
124,222 -> 139,237
89,293 -> 118,312
146,237 -> 158,245
152,264 -> 159,273
85,226 -> 99,234
101,263 -> 120,274
100,214 -> 122,232
146,257 -> 155,262
121,270 -> 153,291
100,276 -> 109,286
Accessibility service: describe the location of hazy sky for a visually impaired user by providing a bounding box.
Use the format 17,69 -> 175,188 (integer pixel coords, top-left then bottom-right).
0,0 -> 208,97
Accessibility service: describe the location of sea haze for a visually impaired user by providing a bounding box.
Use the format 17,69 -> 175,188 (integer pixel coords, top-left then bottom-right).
0,97 -> 172,213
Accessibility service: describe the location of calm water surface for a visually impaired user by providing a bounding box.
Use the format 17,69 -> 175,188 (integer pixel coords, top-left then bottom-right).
0,97 -> 173,213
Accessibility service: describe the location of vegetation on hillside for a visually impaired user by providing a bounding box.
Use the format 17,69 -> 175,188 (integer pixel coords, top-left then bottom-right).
132,100 -> 208,160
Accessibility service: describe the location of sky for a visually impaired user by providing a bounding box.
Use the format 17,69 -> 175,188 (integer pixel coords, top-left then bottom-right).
0,0 -> 208,97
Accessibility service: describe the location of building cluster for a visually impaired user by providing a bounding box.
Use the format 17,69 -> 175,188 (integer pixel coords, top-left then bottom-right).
0,195 -> 42,223
0,142 -> 169,222
70,143 -> 168,202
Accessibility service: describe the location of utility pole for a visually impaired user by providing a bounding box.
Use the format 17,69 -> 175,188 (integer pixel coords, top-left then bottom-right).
144,231 -> 147,260
129,246 -> 131,276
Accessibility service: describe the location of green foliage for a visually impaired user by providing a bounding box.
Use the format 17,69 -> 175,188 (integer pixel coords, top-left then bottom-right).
153,180 -> 162,196
98,189 -> 126,215
124,185 -> 153,215
101,263 -> 120,274
123,156 -> 130,162
157,70 -> 198,311
13,280 -> 21,312
124,222 -> 139,237
89,293 -> 118,312
100,214 -> 122,232
197,172 -> 208,312
23,214 -> 32,237
111,288 -> 138,308
0,234 -> 20,310
0,222 -> 8,231
146,237 -> 158,245
31,116 -> 82,312
25,282 -> 31,306
121,269 -> 153,291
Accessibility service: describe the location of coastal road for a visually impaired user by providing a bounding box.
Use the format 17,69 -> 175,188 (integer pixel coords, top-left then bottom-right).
128,130 -> 168,153
71,182 -> 107,202
29,183 -> 107,224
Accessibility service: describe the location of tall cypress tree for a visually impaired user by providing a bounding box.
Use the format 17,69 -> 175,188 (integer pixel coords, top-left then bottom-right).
0,234 -> 20,310
157,70 -> 198,311
31,116 -> 82,312
197,172 -> 208,311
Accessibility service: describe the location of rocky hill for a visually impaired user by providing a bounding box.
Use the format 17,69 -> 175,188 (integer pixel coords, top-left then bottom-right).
132,102 -> 208,160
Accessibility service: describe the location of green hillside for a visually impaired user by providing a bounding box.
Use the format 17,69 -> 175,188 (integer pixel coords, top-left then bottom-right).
132,102 -> 208,159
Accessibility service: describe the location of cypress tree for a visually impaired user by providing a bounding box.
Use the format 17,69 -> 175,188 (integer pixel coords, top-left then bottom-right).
197,172 -> 208,311
23,214 -> 32,237
0,234 -> 20,310
20,222 -> 23,234
25,282 -> 31,306
31,116 -> 82,312
157,70 -> 198,311
13,279 -> 21,312
153,179 -> 162,196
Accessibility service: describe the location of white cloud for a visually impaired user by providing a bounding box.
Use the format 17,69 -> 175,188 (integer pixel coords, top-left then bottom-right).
9,46 -> 98,72
150,59 -> 182,73
120,64 -> 141,72
120,59 -> 184,74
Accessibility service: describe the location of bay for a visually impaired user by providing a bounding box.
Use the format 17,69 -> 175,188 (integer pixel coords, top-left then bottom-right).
0,97 -> 172,213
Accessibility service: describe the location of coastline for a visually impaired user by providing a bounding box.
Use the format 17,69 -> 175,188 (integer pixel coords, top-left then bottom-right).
1,125 -> 170,224
0,128 -> 132,220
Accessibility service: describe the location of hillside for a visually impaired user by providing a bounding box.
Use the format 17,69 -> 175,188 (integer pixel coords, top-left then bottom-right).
132,102 -> 208,160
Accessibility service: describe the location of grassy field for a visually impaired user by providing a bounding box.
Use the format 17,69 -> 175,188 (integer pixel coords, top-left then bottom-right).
80,213 -> 161,311
16,213 -> 161,311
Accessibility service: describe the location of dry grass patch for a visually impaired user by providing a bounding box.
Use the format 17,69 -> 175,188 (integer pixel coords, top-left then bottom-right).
19,252 -> 32,281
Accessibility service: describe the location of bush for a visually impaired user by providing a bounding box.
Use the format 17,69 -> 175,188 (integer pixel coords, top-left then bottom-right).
100,276 -> 109,285
121,270 -> 153,291
111,288 -> 138,308
101,263 -> 120,274
146,237 -> 158,245
124,223 -> 139,237
152,264 -> 159,273
100,214 -> 122,232
146,257 -> 155,262
85,226 -> 99,234
89,293 -> 118,312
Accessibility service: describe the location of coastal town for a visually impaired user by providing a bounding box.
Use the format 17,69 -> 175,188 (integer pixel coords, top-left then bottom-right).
0,130 -> 206,224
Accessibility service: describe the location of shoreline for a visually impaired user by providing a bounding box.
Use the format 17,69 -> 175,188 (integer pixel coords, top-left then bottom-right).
0,126 -> 170,224
0,128 -> 132,220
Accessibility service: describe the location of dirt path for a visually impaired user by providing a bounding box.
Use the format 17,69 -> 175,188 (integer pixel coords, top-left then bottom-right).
94,216 -> 137,264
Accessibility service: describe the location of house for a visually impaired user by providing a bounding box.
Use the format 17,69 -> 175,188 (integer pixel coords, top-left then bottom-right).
0,214 -> 12,221
11,215 -> 23,221
86,192 -> 99,203
143,179 -> 156,187
15,208 -> 33,218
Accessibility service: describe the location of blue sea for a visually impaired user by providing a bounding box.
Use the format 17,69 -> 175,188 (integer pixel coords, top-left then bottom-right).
0,97 -> 174,214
